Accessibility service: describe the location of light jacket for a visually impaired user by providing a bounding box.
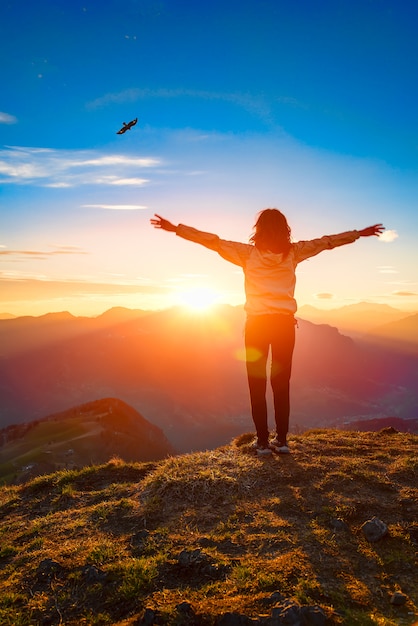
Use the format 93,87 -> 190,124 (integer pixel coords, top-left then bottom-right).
176,224 -> 360,316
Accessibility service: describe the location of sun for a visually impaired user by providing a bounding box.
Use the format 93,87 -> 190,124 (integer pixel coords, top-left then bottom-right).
177,286 -> 220,312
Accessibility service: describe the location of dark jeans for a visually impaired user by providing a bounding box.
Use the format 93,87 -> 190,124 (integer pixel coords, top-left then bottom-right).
245,314 -> 296,446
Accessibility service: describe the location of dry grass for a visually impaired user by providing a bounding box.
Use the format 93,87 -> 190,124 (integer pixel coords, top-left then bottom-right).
0,429 -> 417,625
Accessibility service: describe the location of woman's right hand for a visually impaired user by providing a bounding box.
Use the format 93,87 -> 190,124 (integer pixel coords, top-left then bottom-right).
150,214 -> 177,232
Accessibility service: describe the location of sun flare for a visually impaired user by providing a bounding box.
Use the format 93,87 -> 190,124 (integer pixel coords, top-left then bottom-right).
177,286 -> 220,312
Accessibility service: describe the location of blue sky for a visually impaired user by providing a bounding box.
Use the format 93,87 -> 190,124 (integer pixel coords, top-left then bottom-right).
1,0 -> 417,316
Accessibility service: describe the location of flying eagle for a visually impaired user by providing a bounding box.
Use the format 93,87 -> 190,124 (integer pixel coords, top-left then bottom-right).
116,118 -> 138,134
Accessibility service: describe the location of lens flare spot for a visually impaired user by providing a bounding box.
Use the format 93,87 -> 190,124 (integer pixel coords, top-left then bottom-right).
235,347 -> 263,362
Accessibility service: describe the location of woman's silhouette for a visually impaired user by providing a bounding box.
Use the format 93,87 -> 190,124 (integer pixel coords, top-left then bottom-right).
151,210 -> 384,456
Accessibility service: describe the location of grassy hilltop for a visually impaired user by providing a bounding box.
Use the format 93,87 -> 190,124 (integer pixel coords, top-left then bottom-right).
0,429 -> 417,626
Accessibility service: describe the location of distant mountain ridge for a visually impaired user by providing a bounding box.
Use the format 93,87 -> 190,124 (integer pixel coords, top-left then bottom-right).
0,305 -> 417,452
364,313 -> 418,351
298,301 -> 415,339
0,307 -> 148,356
340,415 -> 418,433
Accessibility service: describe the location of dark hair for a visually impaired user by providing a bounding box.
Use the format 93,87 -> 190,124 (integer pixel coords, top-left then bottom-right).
250,208 -> 292,255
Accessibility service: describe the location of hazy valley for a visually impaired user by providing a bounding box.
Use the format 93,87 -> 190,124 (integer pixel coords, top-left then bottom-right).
0,304 -> 417,459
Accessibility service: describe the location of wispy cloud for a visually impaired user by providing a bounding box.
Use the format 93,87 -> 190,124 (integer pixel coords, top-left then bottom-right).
86,87 -> 277,127
315,292 -> 334,300
378,229 -> 399,243
44,182 -> 73,188
82,204 -> 148,210
378,266 -> 398,274
0,276 -> 170,303
0,245 -> 87,260
392,290 -> 417,297
0,112 -> 17,124
96,176 -> 148,186
0,145 -> 160,187
51,245 -> 87,254
71,155 -> 157,168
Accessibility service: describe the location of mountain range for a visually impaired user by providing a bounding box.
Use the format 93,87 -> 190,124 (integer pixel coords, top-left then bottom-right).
298,302 -> 417,347
0,304 -> 417,453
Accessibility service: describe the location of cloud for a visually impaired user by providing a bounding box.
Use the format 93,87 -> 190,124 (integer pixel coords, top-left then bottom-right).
0,112 -> 17,124
82,204 -> 148,210
392,290 -> 417,297
96,177 -> 148,186
0,276 -> 170,303
315,292 -> 334,300
86,87 -> 277,127
51,245 -> 87,254
0,145 -> 160,187
378,266 -> 398,274
44,182 -> 73,188
71,155 -> 158,168
378,229 -> 398,243
0,246 -> 87,259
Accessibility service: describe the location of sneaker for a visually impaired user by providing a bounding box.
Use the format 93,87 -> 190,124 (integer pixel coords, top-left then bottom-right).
250,439 -> 272,457
270,438 -> 290,454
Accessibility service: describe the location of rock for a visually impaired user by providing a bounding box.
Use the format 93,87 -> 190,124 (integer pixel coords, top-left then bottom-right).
271,603 -> 301,624
270,591 -> 286,603
81,564 -> 106,583
36,558 -> 63,581
390,591 -> 408,606
198,536 -> 214,548
408,526 -> 418,544
300,605 -> 327,625
269,602 -> 328,625
178,548 -> 206,566
216,612 -> 252,625
138,607 -> 160,625
260,590 -> 286,607
131,529 -> 150,546
331,518 -> 349,532
177,602 -> 195,614
131,529 -> 154,558
378,427 -> 398,435
361,517 -> 388,542
138,603 -> 330,626
175,602 -> 197,624
177,548 -> 228,579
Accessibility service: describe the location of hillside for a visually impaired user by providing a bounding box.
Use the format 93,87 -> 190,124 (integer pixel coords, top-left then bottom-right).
0,429 -> 416,625
0,398 -> 175,485
363,314 -> 418,353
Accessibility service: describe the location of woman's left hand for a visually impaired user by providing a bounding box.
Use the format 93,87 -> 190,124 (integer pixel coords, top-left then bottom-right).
358,224 -> 385,237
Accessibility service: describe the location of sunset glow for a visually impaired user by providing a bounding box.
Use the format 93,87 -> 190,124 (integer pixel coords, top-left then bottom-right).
176,286 -> 221,312
0,1 -> 417,318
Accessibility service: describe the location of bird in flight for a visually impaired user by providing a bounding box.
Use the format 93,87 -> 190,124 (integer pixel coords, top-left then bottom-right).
116,118 -> 138,134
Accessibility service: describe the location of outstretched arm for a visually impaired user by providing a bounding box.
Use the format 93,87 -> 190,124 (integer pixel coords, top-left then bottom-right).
294,223 -> 386,264
150,214 -> 177,232
150,214 -> 251,266
358,224 -> 385,237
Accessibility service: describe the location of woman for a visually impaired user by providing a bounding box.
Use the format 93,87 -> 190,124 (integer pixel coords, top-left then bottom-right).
151,210 -> 384,456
